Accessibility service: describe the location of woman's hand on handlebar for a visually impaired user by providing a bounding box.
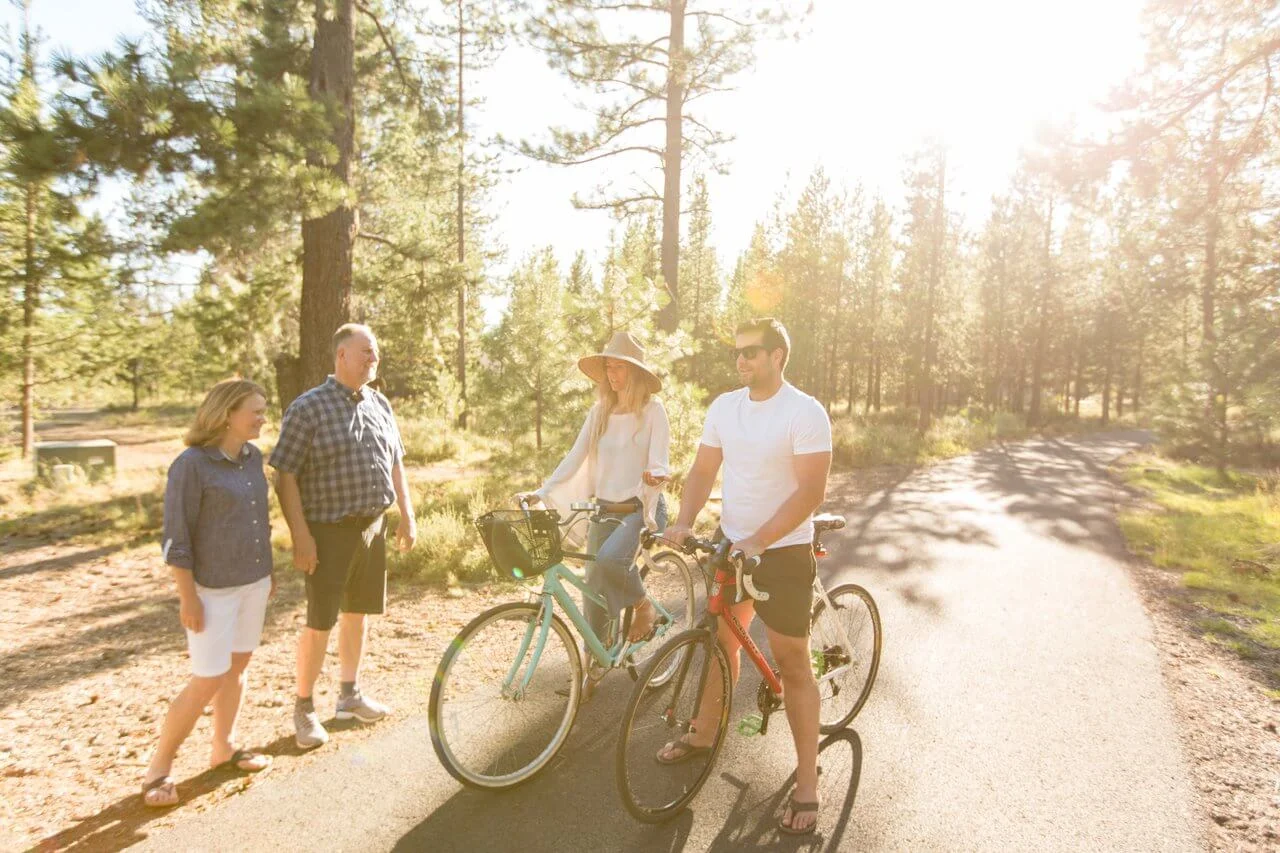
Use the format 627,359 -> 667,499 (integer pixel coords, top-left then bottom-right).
662,523 -> 692,546
513,491 -> 544,508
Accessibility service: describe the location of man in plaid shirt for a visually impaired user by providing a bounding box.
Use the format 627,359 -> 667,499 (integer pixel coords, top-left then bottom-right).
270,323 -> 417,749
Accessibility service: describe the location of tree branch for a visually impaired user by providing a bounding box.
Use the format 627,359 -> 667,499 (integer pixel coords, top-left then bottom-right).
353,0 -> 428,110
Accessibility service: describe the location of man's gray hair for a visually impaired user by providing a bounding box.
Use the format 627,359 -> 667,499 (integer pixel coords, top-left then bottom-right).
333,323 -> 374,356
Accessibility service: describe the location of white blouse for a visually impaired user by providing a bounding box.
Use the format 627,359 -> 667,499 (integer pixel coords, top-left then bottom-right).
535,399 -> 670,530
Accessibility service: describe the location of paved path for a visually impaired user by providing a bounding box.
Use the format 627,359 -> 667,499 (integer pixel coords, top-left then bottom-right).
138,431 -> 1204,852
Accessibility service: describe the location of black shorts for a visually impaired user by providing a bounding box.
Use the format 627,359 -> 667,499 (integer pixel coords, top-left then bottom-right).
306,515 -> 387,630
717,530 -> 816,638
752,543 -> 816,638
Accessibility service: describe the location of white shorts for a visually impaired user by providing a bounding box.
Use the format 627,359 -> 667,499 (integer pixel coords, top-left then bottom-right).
185,575 -> 272,678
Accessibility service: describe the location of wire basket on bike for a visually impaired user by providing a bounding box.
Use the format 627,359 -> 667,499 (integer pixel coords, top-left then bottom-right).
474,509 -> 563,580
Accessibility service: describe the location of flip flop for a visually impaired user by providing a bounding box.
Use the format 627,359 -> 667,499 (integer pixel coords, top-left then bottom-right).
655,737 -> 712,765
141,775 -> 178,808
213,748 -> 272,774
778,792 -> 820,835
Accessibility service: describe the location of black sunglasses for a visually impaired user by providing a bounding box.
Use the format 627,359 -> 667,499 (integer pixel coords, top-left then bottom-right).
731,345 -> 766,361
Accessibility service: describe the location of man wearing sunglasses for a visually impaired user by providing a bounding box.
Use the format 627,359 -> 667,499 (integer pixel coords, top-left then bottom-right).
662,317 -> 833,835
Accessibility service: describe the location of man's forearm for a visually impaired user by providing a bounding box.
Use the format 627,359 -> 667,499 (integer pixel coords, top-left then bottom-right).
749,486 -> 825,549
274,473 -> 310,539
676,467 -> 715,528
392,461 -> 414,520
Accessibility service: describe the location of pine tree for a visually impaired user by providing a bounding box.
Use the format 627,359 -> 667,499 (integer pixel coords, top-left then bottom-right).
521,0 -> 796,331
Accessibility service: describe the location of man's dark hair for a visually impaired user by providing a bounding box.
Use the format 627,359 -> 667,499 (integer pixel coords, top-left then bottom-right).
735,317 -> 791,368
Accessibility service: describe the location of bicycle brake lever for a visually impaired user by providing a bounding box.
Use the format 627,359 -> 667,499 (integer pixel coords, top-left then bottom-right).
730,552 -> 768,603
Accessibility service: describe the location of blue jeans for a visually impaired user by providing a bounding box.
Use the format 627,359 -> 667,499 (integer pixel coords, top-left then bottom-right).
582,493 -> 668,642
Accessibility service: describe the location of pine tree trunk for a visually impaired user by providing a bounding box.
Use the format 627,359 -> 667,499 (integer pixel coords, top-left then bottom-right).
300,0 -> 356,391
131,358 -> 142,412
1101,341 -> 1113,427
1133,337 -> 1143,413
1012,359 -> 1025,413
535,388 -> 543,451
1073,347 -> 1083,417
1203,97 -> 1227,474
21,180 -> 37,460
1028,197 -> 1053,427
455,0 -> 468,429
919,151 -> 945,432
873,356 -> 882,412
656,1 -> 685,332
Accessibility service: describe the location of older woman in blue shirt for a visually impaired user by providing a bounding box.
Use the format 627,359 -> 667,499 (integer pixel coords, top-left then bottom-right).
142,379 -> 275,808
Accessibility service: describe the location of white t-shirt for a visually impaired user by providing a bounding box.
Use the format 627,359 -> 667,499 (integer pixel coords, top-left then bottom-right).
700,382 -> 832,549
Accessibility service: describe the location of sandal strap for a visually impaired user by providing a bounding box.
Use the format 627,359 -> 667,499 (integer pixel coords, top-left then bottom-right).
786,794 -> 820,813
142,775 -> 174,793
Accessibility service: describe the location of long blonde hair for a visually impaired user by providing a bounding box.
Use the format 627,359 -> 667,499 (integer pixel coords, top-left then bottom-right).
185,378 -> 267,447
587,363 -> 653,459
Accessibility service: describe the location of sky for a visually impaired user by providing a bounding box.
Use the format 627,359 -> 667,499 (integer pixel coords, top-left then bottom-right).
2,0 -> 1150,277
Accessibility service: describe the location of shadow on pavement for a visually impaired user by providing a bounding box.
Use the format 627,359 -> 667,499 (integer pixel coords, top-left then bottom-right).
705,729 -> 864,852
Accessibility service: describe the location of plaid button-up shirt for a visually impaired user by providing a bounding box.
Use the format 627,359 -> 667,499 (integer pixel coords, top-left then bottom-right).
269,376 -> 405,523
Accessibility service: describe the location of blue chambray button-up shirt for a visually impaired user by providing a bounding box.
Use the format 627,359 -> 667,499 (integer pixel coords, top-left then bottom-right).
161,443 -> 274,589
268,376 -> 405,523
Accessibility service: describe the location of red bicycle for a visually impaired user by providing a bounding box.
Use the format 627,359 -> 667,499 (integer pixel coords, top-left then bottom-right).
615,513 -> 882,822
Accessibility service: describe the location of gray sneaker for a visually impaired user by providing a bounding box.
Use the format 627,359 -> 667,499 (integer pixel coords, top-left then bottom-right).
294,703 -> 329,749
336,689 -> 390,723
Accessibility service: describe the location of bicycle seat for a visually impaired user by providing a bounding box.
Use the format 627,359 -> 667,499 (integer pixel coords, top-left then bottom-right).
812,513 -> 846,533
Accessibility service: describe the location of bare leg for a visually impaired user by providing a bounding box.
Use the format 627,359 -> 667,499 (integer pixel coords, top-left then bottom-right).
297,627 -> 331,699
657,599 -> 755,758
210,652 -> 255,766
338,612 -> 367,683
768,626 -> 821,832
144,673 -> 225,785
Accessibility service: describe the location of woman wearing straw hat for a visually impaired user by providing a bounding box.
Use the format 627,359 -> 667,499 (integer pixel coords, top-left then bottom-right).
519,330 -> 671,653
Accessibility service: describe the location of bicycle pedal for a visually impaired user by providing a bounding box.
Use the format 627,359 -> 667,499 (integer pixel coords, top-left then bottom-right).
736,713 -> 764,737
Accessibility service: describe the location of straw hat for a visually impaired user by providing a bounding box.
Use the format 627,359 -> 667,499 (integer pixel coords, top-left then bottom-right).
578,331 -> 663,393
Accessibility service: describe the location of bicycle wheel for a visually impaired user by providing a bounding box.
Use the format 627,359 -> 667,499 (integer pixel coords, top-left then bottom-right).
627,550 -> 698,685
429,601 -> 582,789
616,629 -> 731,823
810,583 -> 881,733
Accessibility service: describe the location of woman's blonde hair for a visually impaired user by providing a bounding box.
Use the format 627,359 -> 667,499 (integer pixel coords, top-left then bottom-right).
587,361 -> 653,459
185,378 -> 268,447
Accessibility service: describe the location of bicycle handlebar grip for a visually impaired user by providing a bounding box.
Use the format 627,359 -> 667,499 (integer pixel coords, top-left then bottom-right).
728,551 -> 769,602
741,572 -> 769,602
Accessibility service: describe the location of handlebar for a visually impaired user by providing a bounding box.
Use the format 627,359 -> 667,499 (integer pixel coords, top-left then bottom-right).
668,536 -> 769,603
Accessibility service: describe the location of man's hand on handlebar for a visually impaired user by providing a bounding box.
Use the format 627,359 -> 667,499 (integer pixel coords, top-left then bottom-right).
730,536 -> 765,563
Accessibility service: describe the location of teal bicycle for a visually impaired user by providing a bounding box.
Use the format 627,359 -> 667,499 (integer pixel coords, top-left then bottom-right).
428,499 -> 700,789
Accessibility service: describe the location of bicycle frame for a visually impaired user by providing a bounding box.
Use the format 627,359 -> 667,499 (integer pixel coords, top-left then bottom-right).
502,549 -> 685,696
694,550 -> 860,699
703,563 -> 783,696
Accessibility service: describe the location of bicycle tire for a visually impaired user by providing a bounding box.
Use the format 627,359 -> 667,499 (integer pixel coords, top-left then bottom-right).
627,550 -> 699,685
616,628 -> 731,823
429,601 -> 582,789
810,583 -> 881,732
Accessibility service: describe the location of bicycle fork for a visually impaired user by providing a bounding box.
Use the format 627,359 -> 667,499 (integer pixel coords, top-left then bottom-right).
501,595 -> 555,700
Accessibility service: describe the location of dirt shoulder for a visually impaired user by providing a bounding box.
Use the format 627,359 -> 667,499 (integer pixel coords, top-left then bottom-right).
1112,467 -> 1280,852
0,535 -> 522,852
